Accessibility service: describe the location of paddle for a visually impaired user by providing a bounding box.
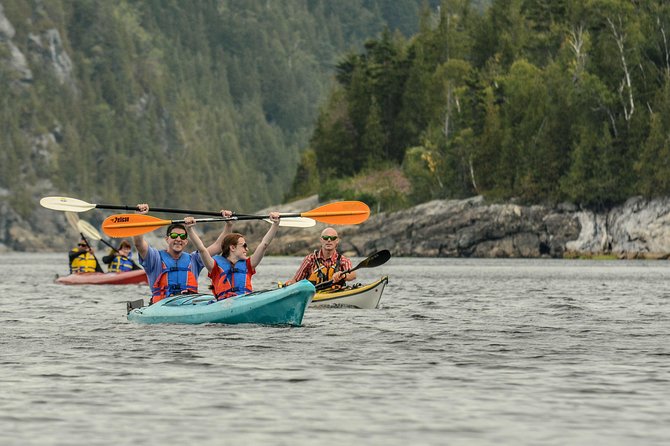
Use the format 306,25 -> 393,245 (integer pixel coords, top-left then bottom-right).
66,212 -> 141,270
315,250 -> 391,291
40,196 -> 315,228
102,201 -> 371,238
78,219 -> 142,270
64,212 -> 104,271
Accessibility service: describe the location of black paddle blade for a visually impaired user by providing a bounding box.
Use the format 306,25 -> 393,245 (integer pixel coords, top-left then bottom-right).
355,249 -> 391,271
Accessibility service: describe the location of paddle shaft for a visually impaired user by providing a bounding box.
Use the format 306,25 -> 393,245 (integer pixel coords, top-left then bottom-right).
106,211 -> 364,230
314,265 -> 360,291
164,211 -> 366,222
315,250 -> 391,290
98,238 -> 141,269
92,203 -> 280,218
102,201 -> 370,237
78,232 -> 103,271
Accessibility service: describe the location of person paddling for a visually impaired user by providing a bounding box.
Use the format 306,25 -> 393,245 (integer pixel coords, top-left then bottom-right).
184,212 -> 281,300
284,227 -> 355,289
102,240 -> 141,272
69,237 -> 104,274
132,203 -> 233,304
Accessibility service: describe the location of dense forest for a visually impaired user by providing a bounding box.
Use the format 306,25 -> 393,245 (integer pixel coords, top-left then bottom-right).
0,0 -> 443,218
291,0 -> 670,211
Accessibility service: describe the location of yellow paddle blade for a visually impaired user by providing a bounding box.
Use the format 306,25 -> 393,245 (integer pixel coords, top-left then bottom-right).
301,201 -> 370,225
64,211 -> 80,230
77,219 -> 102,241
102,214 -> 171,238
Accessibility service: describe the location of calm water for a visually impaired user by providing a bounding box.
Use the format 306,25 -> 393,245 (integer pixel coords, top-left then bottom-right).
1,253 -> 669,446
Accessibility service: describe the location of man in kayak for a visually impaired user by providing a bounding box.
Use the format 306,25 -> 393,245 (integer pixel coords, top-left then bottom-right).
184,212 -> 281,300
133,203 -> 233,304
69,238 -> 104,273
284,227 -> 356,288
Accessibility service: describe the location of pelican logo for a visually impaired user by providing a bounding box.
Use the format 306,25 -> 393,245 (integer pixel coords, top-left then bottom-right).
112,216 -> 130,223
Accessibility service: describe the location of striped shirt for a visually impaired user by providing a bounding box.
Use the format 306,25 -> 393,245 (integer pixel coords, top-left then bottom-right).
292,249 -> 353,283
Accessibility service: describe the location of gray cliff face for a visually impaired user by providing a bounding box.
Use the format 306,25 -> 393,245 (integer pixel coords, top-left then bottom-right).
3,194 -> 670,259
566,196 -> 670,258
327,196 -> 581,258
219,195 -> 670,259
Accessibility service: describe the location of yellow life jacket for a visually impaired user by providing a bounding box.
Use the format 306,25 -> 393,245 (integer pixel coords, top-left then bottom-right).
70,250 -> 98,273
307,250 -> 341,285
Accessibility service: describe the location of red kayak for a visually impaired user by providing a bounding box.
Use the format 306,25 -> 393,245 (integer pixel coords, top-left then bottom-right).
55,269 -> 148,285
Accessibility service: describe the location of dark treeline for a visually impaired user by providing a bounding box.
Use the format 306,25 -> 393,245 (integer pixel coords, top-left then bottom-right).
0,0 -> 440,218
290,0 -> 670,211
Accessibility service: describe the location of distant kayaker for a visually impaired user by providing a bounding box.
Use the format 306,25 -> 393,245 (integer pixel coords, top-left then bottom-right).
69,238 -> 104,274
102,240 -> 141,272
284,227 -> 356,288
133,203 -> 234,304
185,212 -> 281,300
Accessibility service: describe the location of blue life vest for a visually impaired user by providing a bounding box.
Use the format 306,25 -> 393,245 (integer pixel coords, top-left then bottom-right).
211,255 -> 253,298
152,251 -> 198,302
109,254 -> 134,272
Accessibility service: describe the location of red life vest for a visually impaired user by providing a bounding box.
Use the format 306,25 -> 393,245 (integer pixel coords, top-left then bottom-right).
210,256 -> 255,299
150,251 -> 199,304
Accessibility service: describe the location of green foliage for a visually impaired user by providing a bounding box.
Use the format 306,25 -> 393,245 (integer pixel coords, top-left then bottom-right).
320,166 -> 411,212
402,146 -> 440,203
307,0 -> 670,210
1,0 -> 430,216
634,76 -> 670,197
286,149 -> 320,200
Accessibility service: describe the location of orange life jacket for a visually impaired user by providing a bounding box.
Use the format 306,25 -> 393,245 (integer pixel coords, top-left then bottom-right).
210,257 -> 254,299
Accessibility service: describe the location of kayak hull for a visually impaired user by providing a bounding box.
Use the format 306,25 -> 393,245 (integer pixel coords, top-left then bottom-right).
128,280 -> 315,326
312,276 -> 388,309
55,270 -> 148,285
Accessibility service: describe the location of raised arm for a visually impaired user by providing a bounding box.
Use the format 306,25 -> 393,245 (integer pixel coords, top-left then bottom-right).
132,203 -> 150,260
184,217 -> 215,272
205,209 -> 234,256
250,211 -> 280,268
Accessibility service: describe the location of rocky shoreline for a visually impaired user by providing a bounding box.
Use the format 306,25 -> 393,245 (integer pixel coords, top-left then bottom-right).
218,195 -> 670,260
2,195 -> 670,259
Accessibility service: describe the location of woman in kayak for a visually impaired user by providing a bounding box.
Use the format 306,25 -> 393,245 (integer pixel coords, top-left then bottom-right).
184,213 -> 280,300
102,240 -> 141,272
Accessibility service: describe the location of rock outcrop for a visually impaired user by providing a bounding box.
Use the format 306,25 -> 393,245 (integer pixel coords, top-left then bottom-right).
3,194 -> 670,259
233,195 -> 670,259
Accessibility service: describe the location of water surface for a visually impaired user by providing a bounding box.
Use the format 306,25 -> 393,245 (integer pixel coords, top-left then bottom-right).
1,254 -> 668,445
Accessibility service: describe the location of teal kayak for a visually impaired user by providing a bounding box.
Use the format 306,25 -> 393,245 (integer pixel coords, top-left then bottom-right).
127,280 -> 315,326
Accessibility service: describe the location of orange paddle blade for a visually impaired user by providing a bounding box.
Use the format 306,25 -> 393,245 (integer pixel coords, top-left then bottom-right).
102,214 -> 171,238
301,201 -> 370,225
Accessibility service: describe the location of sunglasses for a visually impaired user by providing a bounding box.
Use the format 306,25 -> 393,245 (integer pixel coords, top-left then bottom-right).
321,235 -> 338,241
238,242 -> 248,249
168,232 -> 188,240
78,243 -> 87,247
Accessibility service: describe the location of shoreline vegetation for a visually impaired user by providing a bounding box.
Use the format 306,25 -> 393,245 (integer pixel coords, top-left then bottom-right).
4,2 -> 670,258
